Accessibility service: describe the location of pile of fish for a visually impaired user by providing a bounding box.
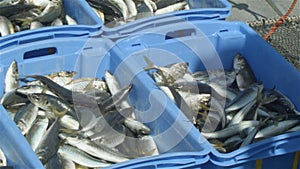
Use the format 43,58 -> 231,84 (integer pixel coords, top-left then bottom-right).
143,54 -> 300,153
0,0 -> 77,37
0,60 -> 159,168
87,0 -> 190,27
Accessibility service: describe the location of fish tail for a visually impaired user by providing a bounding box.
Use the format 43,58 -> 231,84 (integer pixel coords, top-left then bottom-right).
143,56 -> 156,70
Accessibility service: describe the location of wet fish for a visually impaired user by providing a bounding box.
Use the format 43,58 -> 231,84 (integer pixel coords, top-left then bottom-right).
144,56 -> 189,85
255,120 -> 299,139
26,116 -> 49,151
233,53 -> 256,91
35,118 -> 60,164
225,83 -> 263,112
0,147 -> 6,167
155,1 -> 187,15
201,121 -> 260,139
63,136 -> 130,163
30,21 -> 44,29
137,135 -> 159,157
58,144 -> 111,168
27,93 -> 75,117
123,117 -> 151,135
65,15 -> 77,25
4,60 -> 19,93
14,103 -> 39,135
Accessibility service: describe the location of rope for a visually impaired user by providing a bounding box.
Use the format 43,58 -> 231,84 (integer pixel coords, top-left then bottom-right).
264,0 -> 298,40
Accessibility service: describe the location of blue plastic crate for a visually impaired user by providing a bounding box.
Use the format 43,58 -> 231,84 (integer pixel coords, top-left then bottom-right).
0,31 -> 210,168
0,0 -> 103,41
112,20 -> 300,168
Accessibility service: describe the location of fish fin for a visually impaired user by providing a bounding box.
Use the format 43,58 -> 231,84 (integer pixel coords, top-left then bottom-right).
143,56 -> 156,70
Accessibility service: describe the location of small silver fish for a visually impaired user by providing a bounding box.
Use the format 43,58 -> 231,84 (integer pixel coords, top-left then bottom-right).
65,15 -> 77,25
4,60 -> 19,93
30,21 -> 44,29
233,54 -> 256,91
123,117 -> 151,135
0,16 -> 14,36
58,145 -> 111,168
0,147 -> 6,167
26,116 -> 49,151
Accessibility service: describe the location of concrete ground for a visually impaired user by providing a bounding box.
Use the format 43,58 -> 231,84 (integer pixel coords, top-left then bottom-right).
226,0 -> 300,22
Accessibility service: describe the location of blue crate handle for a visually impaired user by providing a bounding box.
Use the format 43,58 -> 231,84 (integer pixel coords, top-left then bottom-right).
101,13 -> 221,41
0,26 -> 99,51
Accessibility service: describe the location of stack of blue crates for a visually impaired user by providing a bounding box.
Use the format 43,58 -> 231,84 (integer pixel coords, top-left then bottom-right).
1,1 -> 300,169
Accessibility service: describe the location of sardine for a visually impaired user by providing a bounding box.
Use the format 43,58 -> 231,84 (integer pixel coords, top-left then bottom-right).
137,135 -> 159,157
91,124 -> 126,148
27,93 -> 75,117
228,100 -> 256,126
4,60 -> 19,93
15,103 -> 39,135
34,0 -> 62,23
51,18 -> 63,26
144,56 -> 189,85
59,114 -> 80,130
26,0 -> 50,8
0,15 -> 14,36
58,145 -> 111,168
46,71 -> 77,86
30,21 -> 44,29
26,116 -> 49,151
255,120 -> 299,139
225,83 -> 263,112
0,147 -> 6,167
233,53 -> 256,91
155,1 -> 187,15
123,117 -> 151,135
35,118 -> 60,164
64,136 -> 130,163
124,0 -> 137,18
201,121 -> 260,139
65,15 -> 77,25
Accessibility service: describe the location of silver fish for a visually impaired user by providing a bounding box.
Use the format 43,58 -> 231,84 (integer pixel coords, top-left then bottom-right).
155,1 -> 187,15
26,0 -> 50,8
0,16 -> 14,36
137,135 -> 159,157
45,71 -> 77,87
225,83 -> 263,112
65,15 -> 77,25
0,147 -> 6,167
233,53 -> 256,91
4,60 -> 19,93
144,56 -> 189,85
15,103 -> 39,135
255,120 -> 299,139
35,118 -> 60,164
59,114 -> 80,130
201,121 -> 260,139
110,0 -> 129,21
30,21 -> 44,29
123,117 -> 151,135
34,0 -> 62,23
0,0 -> 22,6
124,0 -> 137,18
228,99 -> 256,126
27,93 -> 75,117
58,145 -> 111,168
91,124 -> 126,148
63,136 -> 129,163
26,116 -> 49,151
51,18 -> 63,26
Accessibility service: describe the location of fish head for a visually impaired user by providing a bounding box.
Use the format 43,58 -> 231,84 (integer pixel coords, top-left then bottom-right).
233,54 -> 246,70
27,93 -> 49,107
139,126 -> 151,135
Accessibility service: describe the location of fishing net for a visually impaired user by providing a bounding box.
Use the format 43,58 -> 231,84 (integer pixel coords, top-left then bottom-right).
247,15 -> 300,71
